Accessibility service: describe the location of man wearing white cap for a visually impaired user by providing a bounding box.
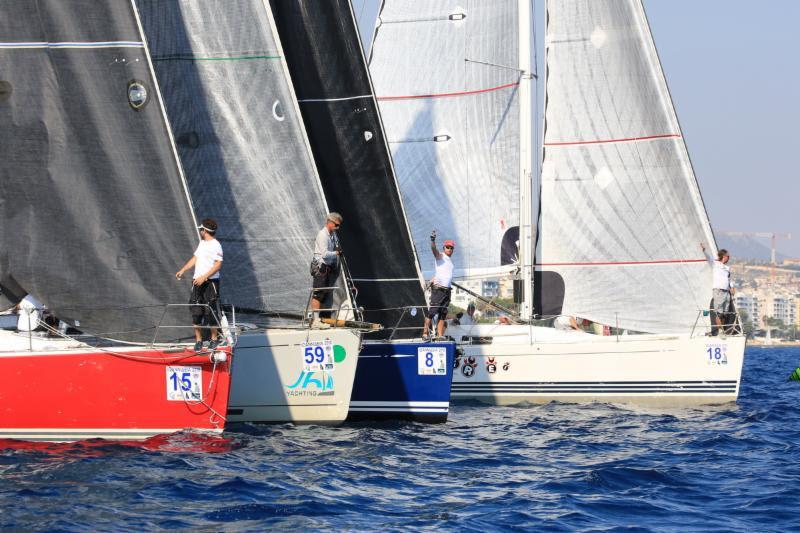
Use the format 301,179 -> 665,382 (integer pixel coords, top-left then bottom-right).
176,218 -> 224,351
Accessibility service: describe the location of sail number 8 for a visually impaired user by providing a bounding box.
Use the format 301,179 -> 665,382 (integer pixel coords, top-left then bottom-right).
166,365 -> 202,401
418,347 -> 447,376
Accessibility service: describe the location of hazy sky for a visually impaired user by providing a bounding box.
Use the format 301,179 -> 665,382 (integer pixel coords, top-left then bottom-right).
351,0 -> 800,256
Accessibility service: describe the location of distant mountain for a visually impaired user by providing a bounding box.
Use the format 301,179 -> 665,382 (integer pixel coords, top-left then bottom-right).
716,234 -> 787,262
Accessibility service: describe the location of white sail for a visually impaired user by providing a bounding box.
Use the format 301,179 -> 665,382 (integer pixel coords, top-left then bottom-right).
538,0 -> 716,333
370,0 -> 521,279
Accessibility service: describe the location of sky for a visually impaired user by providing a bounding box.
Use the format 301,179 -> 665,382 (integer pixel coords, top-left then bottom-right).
351,0 -> 800,256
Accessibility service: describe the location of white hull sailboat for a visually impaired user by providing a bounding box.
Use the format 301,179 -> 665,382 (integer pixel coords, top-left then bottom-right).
449,324 -> 744,406
369,0 -> 745,407
227,328 -> 361,424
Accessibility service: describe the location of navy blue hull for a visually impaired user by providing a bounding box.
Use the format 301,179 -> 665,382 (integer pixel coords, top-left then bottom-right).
349,341 -> 455,423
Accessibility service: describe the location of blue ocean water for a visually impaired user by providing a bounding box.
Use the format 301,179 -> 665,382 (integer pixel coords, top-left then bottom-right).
2,346 -> 799,531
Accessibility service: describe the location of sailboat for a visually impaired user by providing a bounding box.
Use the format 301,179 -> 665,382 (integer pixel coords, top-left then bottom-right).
0,1 -> 233,441
269,0 -> 455,422
135,0 -> 361,424
369,0 -> 745,406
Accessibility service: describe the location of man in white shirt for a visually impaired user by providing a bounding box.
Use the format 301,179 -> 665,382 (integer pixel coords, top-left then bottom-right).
176,218 -> 223,351
310,212 -> 343,328
459,302 -> 476,326
423,230 -> 455,339
701,243 -> 735,335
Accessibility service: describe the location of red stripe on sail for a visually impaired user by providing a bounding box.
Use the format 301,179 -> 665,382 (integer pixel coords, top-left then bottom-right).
544,133 -> 681,147
536,258 -> 706,267
377,81 -> 519,101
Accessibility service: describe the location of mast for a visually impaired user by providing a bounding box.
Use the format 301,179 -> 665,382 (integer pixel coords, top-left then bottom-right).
518,0 -> 534,320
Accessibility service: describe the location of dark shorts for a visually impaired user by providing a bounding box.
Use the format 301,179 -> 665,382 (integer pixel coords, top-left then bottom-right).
312,263 -> 336,300
428,286 -> 451,319
189,279 -> 220,326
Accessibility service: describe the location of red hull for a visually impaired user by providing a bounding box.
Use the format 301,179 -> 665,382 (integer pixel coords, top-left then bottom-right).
0,346 -> 232,441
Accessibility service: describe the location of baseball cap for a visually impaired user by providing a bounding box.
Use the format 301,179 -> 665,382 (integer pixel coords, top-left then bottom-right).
443,240 -> 456,247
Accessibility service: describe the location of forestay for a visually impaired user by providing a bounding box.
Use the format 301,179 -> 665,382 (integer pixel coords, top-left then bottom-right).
137,0 -> 330,314
270,0 -> 426,338
538,0 -> 716,333
0,0 -> 198,342
369,0 -> 521,280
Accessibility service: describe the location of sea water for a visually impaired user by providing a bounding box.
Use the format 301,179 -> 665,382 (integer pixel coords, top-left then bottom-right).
1,346 -> 798,530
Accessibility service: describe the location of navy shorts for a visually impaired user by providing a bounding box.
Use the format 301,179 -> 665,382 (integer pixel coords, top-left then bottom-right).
428,286 -> 451,319
189,279 -> 220,326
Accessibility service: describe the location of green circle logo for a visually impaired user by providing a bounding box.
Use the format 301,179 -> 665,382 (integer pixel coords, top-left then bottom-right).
333,344 -> 346,363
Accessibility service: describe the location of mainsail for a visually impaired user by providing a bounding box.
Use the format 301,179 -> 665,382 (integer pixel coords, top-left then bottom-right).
137,0 -> 331,314
0,0 -> 199,342
538,0 -> 716,333
270,0 -> 426,337
369,0 -> 521,280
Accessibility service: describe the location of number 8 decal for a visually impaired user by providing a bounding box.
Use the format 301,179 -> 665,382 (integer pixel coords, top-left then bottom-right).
425,352 -> 434,367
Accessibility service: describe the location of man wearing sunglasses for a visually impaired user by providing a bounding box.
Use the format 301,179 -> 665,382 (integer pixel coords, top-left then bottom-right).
423,230 -> 455,340
310,212 -> 343,328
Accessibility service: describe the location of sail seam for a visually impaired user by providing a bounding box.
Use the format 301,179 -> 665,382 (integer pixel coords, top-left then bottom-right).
377,81 -> 519,101
151,54 -> 280,62
544,133 -> 681,146
536,259 -> 706,266
0,41 -> 143,48
297,95 -> 372,103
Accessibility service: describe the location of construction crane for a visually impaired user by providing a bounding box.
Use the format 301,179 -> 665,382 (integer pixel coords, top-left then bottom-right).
720,231 -> 792,282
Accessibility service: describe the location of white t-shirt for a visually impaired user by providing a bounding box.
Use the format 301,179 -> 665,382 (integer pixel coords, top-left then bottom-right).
433,254 -> 454,288
712,260 -> 731,290
460,314 -> 475,326
17,294 -> 42,332
193,239 -> 223,280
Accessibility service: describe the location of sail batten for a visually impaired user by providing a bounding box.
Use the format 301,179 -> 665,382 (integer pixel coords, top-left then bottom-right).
538,0 -> 715,333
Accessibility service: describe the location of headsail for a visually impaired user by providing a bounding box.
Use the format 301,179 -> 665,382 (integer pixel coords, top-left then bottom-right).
137,0 -> 331,314
270,0 -> 426,337
538,0 -> 716,333
0,0 -> 199,342
369,0 -> 521,280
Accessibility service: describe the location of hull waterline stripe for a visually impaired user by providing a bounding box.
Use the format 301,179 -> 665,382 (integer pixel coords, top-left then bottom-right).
349,407 -> 449,413
378,81 -> 519,101
452,388 -> 736,396
544,133 -> 681,146
349,401 -> 449,408
454,380 -> 738,385
0,41 -> 144,49
536,258 -> 706,267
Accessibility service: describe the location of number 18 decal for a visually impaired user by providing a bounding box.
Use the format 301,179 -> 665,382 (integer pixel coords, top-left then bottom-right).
705,344 -> 728,365
418,347 -> 447,375
301,339 -> 334,372
166,365 -> 202,401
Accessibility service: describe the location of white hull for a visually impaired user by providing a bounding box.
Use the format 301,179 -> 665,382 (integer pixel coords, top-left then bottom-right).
449,325 -> 745,407
228,328 -> 361,424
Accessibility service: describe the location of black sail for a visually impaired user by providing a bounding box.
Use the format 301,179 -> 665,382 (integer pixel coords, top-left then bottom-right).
0,1 -> 198,342
270,0 -> 426,338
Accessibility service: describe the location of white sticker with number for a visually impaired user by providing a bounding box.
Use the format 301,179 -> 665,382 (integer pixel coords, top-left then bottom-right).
301,339 -> 335,372
418,347 -> 447,376
166,365 -> 202,401
705,343 -> 728,365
